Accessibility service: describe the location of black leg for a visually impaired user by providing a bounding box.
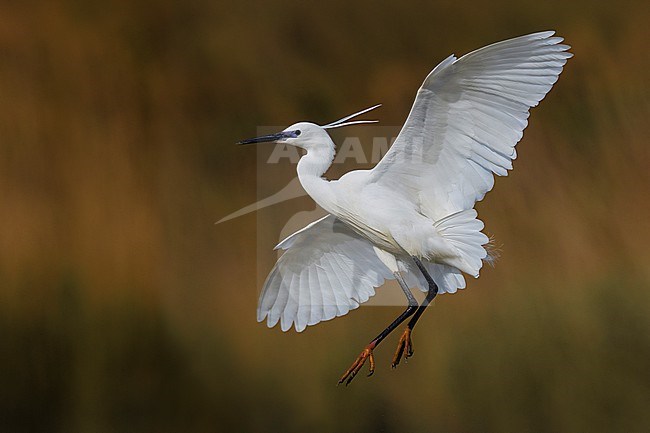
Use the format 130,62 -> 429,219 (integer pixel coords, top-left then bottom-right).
407,257 -> 439,330
369,303 -> 418,348
338,274 -> 419,385
392,257 -> 439,367
369,271 -> 419,348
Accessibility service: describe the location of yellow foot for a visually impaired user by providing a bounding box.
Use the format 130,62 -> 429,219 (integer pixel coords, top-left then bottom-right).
391,327 -> 414,368
338,344 -> 376,386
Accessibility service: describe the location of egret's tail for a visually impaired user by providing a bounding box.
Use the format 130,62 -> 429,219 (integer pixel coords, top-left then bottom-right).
401,259 -> 468,294
433,209 -> 489,278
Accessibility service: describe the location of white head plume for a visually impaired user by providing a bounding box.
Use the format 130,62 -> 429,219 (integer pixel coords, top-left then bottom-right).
321,104 -> 381,129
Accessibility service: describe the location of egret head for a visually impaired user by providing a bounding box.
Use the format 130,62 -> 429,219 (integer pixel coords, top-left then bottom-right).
237,104 -> 381,150
237,122 -> 328,150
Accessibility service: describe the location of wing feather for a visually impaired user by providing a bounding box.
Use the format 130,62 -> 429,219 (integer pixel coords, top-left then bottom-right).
258,215 -> 394,332
368,31 -> 571,220
260,32 -> 572,330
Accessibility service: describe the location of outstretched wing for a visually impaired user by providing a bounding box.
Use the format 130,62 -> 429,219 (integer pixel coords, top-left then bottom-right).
369,31 -> 572,220
258,215 -> 394,332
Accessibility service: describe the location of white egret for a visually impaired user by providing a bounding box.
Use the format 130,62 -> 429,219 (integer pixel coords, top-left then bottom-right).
238,31 -> 572,385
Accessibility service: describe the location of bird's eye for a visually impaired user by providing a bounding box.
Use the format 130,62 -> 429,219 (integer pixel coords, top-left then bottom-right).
294,130 -> 301,136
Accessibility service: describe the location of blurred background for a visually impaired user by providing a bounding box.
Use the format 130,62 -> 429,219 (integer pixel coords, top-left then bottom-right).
1,0 -> 649,432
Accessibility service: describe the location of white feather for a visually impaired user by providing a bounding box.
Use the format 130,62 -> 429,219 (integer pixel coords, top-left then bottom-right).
258,215 -> 394,332
252,31 -> 571,332
370,31 -> 572,220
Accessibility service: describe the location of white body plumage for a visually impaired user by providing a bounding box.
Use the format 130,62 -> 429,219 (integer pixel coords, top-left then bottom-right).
246,31 -> 572,332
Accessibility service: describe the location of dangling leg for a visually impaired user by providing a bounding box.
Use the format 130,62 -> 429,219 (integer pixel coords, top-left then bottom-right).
392,257 -> 439,368
338,271 -> 418,385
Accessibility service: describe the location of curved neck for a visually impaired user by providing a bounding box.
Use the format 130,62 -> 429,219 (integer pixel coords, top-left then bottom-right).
297,143 -> 337,212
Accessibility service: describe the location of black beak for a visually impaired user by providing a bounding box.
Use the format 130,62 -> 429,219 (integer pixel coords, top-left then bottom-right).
237,132 -> 286,145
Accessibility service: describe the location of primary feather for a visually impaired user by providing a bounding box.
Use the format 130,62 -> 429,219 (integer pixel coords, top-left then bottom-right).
259,215 -> 394,332
369,31 -> 572,220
